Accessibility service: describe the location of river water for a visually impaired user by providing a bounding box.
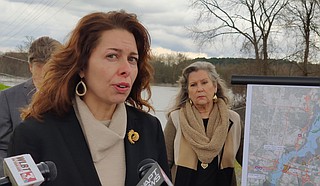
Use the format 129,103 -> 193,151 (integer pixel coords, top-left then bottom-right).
0,74 -> 178,127
0,73 -> 28,87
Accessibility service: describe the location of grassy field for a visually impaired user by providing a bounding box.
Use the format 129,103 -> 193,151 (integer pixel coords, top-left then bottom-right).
0,83 -> 10,91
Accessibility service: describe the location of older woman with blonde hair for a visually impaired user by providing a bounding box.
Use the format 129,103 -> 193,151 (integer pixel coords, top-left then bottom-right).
164,61 -> 242,186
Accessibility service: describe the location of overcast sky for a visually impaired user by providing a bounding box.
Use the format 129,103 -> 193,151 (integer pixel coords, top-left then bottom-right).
0,0 -> 245,59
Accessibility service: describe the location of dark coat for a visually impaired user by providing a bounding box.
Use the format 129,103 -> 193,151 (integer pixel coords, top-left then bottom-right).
8,105 -> 170,186
0,79 -> 35,176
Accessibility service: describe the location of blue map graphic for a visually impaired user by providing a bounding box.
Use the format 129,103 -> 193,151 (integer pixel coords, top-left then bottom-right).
242,85 -> 320,186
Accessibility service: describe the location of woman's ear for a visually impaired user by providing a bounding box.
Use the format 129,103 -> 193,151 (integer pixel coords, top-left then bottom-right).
215,82 -> 219,92
79,70 -> 84,78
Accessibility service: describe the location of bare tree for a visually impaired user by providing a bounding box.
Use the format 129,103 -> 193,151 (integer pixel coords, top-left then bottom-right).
281,0 -> 320,76
16,36 -> 35,53
189,0 -> 288,75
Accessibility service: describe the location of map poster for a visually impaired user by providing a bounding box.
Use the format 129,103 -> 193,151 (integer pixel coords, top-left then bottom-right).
241,84 -> 320,186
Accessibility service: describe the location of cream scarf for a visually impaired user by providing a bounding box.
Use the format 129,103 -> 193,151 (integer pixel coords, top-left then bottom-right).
179,98 -> 229,164
73,96 -> 126,186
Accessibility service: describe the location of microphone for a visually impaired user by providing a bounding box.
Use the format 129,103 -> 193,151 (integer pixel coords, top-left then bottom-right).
136,158 -> 173,186
0,154 -> 57,186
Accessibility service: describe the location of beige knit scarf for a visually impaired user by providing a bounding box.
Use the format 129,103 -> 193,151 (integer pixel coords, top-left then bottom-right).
179,98 -> 229,164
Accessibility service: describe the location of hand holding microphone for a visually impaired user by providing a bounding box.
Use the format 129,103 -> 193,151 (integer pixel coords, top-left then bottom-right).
0,154 -> 57,186
136,158 -> 173,186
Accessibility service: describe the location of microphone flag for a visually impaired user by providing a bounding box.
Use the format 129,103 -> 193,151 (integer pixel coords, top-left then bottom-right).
3,154 -> 44,186
136,161 -> 173,186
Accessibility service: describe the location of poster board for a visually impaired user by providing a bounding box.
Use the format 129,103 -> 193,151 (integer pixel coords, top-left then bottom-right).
241,84 -> 320,185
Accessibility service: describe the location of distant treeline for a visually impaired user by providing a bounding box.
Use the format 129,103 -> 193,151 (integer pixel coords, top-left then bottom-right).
1,52 -> 319,93
151,57 -> 320,92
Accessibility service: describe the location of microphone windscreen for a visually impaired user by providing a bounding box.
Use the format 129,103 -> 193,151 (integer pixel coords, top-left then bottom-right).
45,161 -> 57,181
137,158 -> 156,178
37,161 -> 57,182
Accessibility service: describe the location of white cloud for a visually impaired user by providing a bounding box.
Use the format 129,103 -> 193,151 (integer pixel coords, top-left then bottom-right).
152,47 -> 208,59
0,0 -> 240,58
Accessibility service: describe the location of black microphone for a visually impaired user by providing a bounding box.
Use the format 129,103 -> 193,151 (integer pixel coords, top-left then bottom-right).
136,158 -> 173,186
0,154 -> 57,186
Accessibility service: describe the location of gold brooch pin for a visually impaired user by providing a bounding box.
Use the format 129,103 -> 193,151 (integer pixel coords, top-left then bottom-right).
128,129 -> 139,144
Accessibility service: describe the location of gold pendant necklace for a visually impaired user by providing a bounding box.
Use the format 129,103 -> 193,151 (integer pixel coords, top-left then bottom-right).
201,162 -> 208,169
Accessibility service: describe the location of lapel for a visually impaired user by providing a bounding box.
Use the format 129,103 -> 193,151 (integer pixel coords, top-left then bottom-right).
124,105 -> 141,160
124,105 -> 145,185
23,79 -> 36,103
54,109 -> 101,185
11,79 -> 35,128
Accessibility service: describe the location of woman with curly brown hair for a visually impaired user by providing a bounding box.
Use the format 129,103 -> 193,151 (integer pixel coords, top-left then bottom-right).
9,10 -> 170,186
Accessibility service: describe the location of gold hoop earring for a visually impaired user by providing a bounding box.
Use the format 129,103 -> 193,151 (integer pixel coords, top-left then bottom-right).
76,79 -> 87,96
213,93 -> 218,103
189,99 -> 193,105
